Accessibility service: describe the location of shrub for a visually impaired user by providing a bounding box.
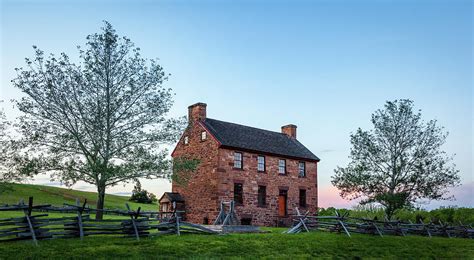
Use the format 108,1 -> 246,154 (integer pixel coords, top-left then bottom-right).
317,206 -> 474,224
129,181 -> 157,204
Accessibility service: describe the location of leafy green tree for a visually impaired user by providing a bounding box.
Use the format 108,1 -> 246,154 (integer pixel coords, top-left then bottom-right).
0,103 -> 12,193
0,103 -> 17,192
11,22 -> 185,219
332,99 -> 460,219
129,180 -> 157,204
0,102 -> 30,193
0,103 -> 8,172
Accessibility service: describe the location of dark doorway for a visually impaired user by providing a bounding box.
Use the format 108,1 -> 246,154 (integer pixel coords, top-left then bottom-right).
241,217 -> 252,225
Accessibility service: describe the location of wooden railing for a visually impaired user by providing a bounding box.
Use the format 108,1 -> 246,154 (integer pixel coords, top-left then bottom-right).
0,197 -> 216,245
284,208 -> 474,239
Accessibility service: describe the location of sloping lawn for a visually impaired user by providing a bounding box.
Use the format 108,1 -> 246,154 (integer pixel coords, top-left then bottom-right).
1,184 -> 472,259
0,230 -> 472,259
0,183 -> 157,211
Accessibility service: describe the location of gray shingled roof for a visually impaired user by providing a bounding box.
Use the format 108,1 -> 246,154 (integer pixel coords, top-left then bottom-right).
159,192 -> 185,203
201,118 -> 320,162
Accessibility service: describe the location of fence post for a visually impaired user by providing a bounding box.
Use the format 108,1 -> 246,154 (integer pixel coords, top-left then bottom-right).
175,211 -> 181,236
75,198 -> 86,240
372,222 -> 383,237
125,203 -> 140,240
24,197 -> 38,246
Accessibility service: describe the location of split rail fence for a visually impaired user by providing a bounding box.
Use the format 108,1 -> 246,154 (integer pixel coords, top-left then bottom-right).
284,208 -> 474,239
0,197 -> 216,245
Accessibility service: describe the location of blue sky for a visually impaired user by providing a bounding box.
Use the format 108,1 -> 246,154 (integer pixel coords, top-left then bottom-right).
1,0 -> 472,208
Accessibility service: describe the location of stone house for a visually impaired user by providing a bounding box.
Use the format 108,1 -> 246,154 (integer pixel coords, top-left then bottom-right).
165,102 -> 320,226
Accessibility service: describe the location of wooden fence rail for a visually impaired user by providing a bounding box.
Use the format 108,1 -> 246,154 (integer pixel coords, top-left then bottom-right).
0,197 -> 216,245
284,208 -> 474,239
0,202 -> 159,218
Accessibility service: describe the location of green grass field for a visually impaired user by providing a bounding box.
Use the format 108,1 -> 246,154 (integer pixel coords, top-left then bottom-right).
0,183 -> 158,212
1,184 -> 473,259
0,229 -> 472,259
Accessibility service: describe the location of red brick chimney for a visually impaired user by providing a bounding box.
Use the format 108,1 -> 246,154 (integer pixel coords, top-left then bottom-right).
281,124 -> 297,138
188,102 -> 207,123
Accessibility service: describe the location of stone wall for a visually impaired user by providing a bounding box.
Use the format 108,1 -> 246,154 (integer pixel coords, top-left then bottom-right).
216,148 -> 318,226
171,119 -> 221,224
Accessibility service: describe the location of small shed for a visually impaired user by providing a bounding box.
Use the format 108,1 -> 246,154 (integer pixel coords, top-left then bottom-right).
158,192 -> 185,216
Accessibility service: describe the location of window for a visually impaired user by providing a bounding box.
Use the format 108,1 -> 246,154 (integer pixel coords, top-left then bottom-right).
278,159 -> 286,174
201,131 -> 207,141
184,136 -> 189,145
257,156 -> 265,172
298,162 -> 306,177
234,183 -> 243,205
258,186 -> 266,207
299,189 -> 307,208
234,152 -> 243,169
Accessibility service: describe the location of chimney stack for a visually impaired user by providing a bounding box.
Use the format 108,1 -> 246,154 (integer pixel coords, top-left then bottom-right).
188,102 -> 207,124
281,124 -> 297,138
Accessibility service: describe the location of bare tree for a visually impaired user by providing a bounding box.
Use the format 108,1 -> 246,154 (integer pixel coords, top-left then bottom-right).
11,22 -> 185,219
332,99 -> 460,219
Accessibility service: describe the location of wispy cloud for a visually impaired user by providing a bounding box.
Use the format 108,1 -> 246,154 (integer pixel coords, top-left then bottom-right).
421,182 -> 474,208
38,182 -> 63,187
71,185 -> 96,192
319,149 -> 335,154
112,192 -> 132,197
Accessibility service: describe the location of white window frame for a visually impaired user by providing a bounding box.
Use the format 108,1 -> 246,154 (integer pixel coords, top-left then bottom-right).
234,152 -> 243,169
298,162 -> 306,177
184,136 -> 189,145
278,159 -> 286,174
257,156 -> 265,172
201,131 -> 207,141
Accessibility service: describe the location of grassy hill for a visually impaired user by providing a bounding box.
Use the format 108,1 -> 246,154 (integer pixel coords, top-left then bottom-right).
0,183 -> 158,211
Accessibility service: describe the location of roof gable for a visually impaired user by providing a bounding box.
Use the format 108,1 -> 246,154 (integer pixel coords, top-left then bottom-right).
159,192 -> 185,203
201,118 -> 320,162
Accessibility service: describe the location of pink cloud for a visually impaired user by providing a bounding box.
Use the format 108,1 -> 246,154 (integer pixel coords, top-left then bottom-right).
319,182 -> 474,210
318,185 -> 358,208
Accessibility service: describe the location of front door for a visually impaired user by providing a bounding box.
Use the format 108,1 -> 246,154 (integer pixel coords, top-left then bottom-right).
278,190 -> 287,217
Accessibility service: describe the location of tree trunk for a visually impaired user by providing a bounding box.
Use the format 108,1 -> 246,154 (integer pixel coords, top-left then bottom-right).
95,185 -> 106,220
385,206 -> 394,221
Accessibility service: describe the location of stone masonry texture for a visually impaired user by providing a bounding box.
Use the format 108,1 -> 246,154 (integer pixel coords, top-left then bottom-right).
170,103 -> 318,226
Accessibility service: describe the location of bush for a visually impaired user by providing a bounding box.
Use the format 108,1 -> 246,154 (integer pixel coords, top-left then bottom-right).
129,181 -> 157,204
317,206 -> 474,224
